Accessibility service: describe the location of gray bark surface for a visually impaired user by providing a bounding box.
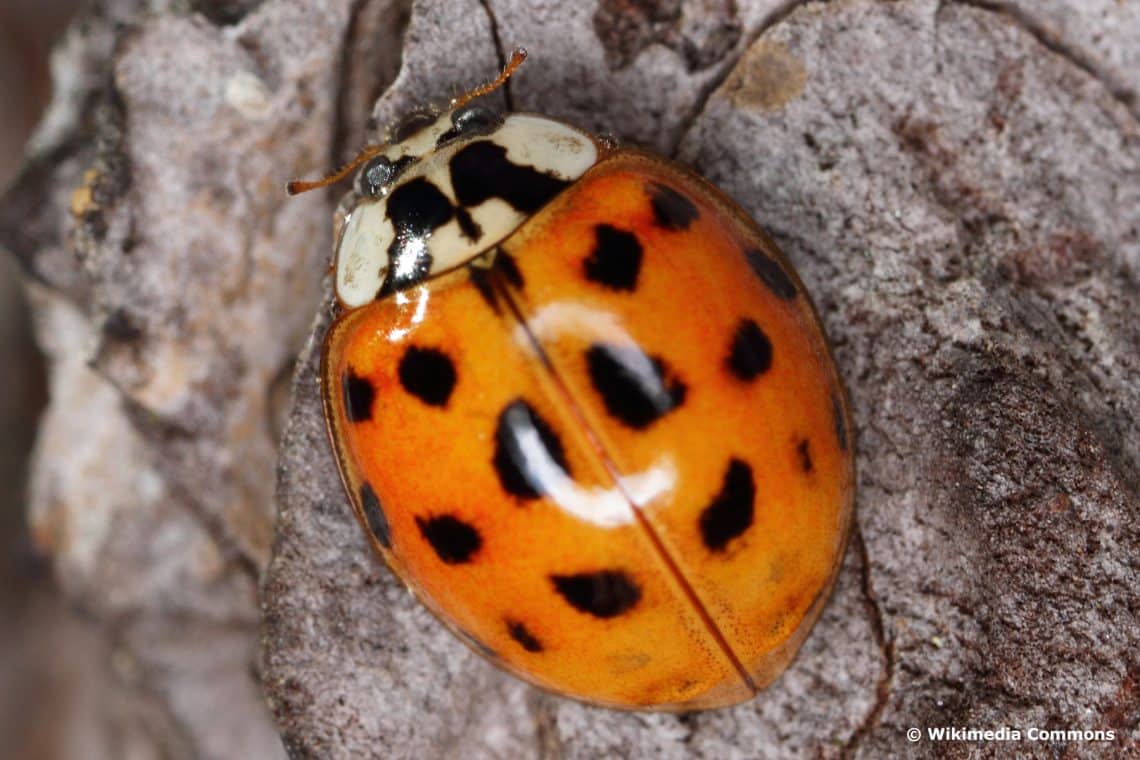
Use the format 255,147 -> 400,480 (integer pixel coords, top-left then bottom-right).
2,0 -> 1137,758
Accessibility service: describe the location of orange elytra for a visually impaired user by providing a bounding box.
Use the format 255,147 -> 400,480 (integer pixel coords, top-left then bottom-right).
292,49 -> 855,710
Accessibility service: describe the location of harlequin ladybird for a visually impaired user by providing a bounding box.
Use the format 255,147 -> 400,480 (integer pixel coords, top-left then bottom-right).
290,49 -> 854,710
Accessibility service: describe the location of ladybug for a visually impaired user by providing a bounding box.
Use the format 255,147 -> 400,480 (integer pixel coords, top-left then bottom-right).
289,49 -> 854,710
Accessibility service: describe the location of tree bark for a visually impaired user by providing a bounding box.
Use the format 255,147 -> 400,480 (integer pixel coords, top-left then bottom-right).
2,0 -> 1137,758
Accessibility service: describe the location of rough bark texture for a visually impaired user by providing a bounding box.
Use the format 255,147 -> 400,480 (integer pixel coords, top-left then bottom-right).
2,0 -> 1138,758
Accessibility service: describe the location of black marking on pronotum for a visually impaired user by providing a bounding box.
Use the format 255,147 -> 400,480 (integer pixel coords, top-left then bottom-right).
342,367 -> 375,423
583,224 -> 643,291
385,177 -> 454,235
699,459 -> 756,552
746,247 -> 797,300
358,482 -> 391,549
550,570 -> 642,618
455,207 -> 482,242
797,438 -> 813,474
647,182 -> 698,231
727,318 -> 773,381
450,141 -> 570,213
398,346 -> 457,407
833,394 -> 849,452
586,343 -> 687,429
506,620 -> 544,652
415,514 -> 482,564
381,177 -> 454,293
379,255 -> 432,297
493,399 -> 571,500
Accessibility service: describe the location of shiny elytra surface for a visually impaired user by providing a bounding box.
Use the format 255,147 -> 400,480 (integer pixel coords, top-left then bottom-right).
322,151 -> 855,710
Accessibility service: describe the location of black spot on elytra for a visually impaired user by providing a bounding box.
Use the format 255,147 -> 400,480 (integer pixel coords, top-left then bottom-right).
398,346 -> 457,407
469,251 -> 524,313
727,319 -> 773,381
359,482 -> 391,549
648,182 -> 698,230
583,224 -> 643,291
550,570 -> 641,618
833,394 -> 849,452
450,141 -> 570,213
468,265 -> 498,312
382,177 -> 455,293
493,400 -> 571,500
586,343 -> 687,429
506,620 -> 544,652
342,368 -> 375,423
797,438 -> 813,473
746,248 -> 797,300
494,250 -> 524,289
415,514 -> 482,564
699,459 -> 755,552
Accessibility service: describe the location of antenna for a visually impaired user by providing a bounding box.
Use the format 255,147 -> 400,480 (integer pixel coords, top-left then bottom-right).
450,47 -> 527,110
286,144 -> 387,196
287,48 -> 528,196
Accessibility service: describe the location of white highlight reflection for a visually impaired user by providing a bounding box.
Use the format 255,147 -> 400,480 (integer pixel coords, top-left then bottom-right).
387,285 -> 430,342
513,420 -> 674,527
515,301 -> 629,347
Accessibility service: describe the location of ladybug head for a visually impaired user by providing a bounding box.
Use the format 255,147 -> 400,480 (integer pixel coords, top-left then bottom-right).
295,49 -> 603,308
352,101 -> 506,201
287,49 -> 528,199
